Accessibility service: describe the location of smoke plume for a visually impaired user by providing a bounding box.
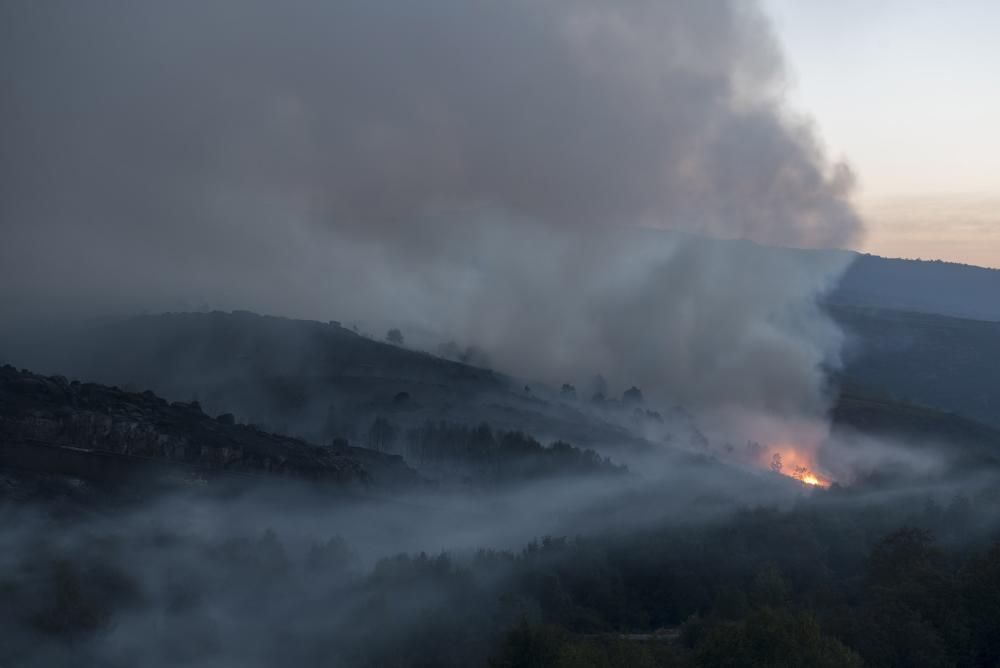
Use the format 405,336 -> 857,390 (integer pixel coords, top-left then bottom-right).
0,1 -> 862,427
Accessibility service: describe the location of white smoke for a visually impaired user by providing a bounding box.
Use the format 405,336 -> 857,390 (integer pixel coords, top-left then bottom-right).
0,0 -> 863,435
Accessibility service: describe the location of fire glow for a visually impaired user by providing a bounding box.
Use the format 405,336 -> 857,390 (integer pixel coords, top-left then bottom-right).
765,447 -> 832,488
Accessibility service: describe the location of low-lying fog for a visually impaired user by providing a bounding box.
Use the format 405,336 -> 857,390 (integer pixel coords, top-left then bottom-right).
4,436 -> 999,668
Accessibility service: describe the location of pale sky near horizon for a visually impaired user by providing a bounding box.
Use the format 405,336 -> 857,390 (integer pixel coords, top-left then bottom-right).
765,0 -> 1000,268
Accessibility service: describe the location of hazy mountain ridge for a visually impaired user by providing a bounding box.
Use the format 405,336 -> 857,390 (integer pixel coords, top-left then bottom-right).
627,228 -> 1000,322
831,252 -> 1000,322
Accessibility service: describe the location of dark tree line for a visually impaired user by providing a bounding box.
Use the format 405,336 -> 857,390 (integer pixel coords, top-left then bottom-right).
403,421 -> 625,482
13,486 -> 1000,668
7,479 -> 1000,667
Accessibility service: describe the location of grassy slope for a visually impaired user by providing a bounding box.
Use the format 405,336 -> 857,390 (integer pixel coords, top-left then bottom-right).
4,307 -> 999,460
832,304 -> 1000,429
0,311 -> 642,450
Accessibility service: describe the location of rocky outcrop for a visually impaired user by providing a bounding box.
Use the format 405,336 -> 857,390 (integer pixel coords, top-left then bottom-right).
0,365 -> 416,486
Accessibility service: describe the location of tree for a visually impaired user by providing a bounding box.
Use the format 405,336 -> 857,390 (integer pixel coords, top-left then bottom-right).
560,384 -> 576,400
622,386 -> 643,405
750,564 -> 790,608
696,609 -> 863,668
963,543 -> 1000,666
490,619 -> 563,668
386,328 -> 404,346
367,416 -> 397,452
867,527 -> 939,586
590,375 -> 608,400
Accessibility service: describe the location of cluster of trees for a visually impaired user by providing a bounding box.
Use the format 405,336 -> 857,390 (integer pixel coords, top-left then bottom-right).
558,380 -> 644,407
359,491 -> 1000,667
15,488 -> 1000,668
366,416 -> 398,452
7,482 -> 1000,667
559,382 -> 664,426
483,493 -> 1000,667
345,415 -> 626,483
403,422 -> 625,482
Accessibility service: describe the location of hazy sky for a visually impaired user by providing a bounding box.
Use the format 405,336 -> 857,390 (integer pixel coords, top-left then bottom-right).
766,0 -> 1000,268
1,2 -> 996,270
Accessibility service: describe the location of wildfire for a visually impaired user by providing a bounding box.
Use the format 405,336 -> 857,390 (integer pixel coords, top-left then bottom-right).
799,473 -> 824,487
764,448 -> 832,488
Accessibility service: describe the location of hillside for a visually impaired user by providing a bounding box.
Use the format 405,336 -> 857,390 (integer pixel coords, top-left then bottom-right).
832,253 -> 1000,322
0,311 -> 646,452
832,390 -> 1000,467
5,307 -> 1000,463
831,304 -> 1000,429
0,364 -> 416,490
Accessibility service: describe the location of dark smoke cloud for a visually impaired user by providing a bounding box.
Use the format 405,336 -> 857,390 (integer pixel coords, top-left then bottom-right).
0,0 -> 862,428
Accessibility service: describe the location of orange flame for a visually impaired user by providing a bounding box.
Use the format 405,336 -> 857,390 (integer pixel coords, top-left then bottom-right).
800,473 -> 824,487
763,445 -> 832,488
